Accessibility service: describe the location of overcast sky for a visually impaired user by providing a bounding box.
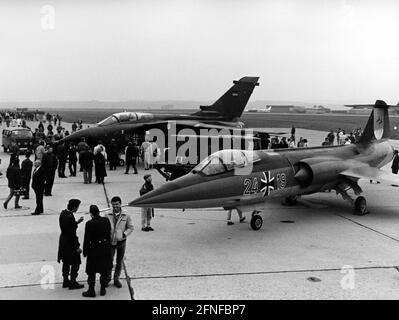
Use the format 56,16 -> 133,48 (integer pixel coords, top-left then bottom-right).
0,0 -> 398,104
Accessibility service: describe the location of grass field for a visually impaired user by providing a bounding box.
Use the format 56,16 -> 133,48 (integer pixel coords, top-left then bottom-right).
45,108 -> 399,139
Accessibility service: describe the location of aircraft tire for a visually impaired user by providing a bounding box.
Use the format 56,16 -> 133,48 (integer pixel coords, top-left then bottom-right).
250,215 -> 263,231
354,196 -> 369,216
118,159 -> 125,167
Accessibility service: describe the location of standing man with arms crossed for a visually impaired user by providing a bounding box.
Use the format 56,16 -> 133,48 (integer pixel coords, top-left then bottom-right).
106,196 -> 134,288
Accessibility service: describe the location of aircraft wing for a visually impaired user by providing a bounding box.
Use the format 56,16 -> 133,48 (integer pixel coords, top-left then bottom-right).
340,166 -> 399,186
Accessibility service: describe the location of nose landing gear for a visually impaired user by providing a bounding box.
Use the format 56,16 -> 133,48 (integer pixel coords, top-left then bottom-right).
250,211 -> 263,230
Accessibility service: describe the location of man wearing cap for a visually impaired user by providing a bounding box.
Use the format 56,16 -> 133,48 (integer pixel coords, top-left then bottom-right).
106,196 -> 134,288
57,199 -> 85,290
139,174 -> 154,231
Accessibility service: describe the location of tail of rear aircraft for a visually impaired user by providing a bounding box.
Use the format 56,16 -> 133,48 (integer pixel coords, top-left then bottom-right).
358,100 -> 390,143
192,76 -> 260,121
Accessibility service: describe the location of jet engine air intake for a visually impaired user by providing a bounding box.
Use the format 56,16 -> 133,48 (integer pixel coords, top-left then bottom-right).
294,157 -> 351,187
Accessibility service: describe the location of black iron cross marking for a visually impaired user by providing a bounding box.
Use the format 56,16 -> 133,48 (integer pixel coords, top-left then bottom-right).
260,171 -> 275,197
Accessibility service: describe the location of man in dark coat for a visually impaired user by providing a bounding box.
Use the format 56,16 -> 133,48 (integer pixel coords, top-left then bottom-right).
124,142 -> 139,174
108,139 -> 119,171
82,205 -> 112,298
31,160 -> 46,215
3,158 -> 22,210
56,141 -> 68,178
77,137 -> 89,172
94,147 -> 107,184
79,146 -> 94,184
42,146 -> 58,196
57,199 -> 84,290
68,142 -> 78,176
21,151 -> 33,199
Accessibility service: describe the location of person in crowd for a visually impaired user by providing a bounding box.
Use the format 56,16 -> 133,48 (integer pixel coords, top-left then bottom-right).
94,140 -> 107,159
150,138 -> 159,168
79,145 -> 94,184
288,138 -> 296,148
297,137 -> 304,148
36,127 -> 46,143
140,138 -> 152,170
290,125 -> 296,143
108,139 -> 119,171
124,141 -> 139,174
106,196 -> 134,288
72,122 -> 77,132
31,160 -> 46,215
139,174 -> 155,231
77,137 -> 89,153
94,146 -> 107,184
82,205 -> 112,298
327,130 -> 335,145
77,137 -> 89,172
56,141 -> 68,178
279,137 -> 288,148
3,157 -> 22,210
322,137 -> 330,146
32,128 -> 38,143
35,140 -> 46,162
9,141 -> 20,159
340,130 -> 348,145
42,145 -> 58,196
68,142 -> 78,177
21,151 -> 33,199
349,132 -> 356,144
57,199 -> 85,290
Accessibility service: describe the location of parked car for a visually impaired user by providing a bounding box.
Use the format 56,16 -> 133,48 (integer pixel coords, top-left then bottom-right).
2,127 -> 34,152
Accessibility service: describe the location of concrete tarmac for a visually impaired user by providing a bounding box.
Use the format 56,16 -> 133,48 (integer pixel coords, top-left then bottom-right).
1,121 -> 399,299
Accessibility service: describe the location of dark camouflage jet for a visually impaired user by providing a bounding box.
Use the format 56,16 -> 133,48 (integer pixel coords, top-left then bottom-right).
60,76 -> 260,148
130,100 -> 399,230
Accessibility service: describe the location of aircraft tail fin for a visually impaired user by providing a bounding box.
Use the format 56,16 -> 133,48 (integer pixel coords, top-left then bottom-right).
358,100 -> 390,144
192,76 -> 259,121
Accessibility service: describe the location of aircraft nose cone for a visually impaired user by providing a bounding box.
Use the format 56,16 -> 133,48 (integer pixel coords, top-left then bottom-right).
128,182 -> 184,208
61,127 -> 96,144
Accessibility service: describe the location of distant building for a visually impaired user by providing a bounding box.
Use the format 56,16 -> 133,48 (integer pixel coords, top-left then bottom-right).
305,105 -> 331,114
267,105 -> 306,113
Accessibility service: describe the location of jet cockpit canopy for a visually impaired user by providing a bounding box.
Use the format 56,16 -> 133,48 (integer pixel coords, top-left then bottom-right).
192,149 -> 260,176
98,112 -> 154,126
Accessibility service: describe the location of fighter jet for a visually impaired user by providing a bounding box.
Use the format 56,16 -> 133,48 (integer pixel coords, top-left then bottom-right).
130,100 -> 399,230
60,76 -> 260,149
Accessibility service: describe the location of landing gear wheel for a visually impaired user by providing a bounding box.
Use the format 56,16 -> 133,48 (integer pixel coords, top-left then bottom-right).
118,159 -> 125,167
354,196 -> 369,216
250,214 -> 263,231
